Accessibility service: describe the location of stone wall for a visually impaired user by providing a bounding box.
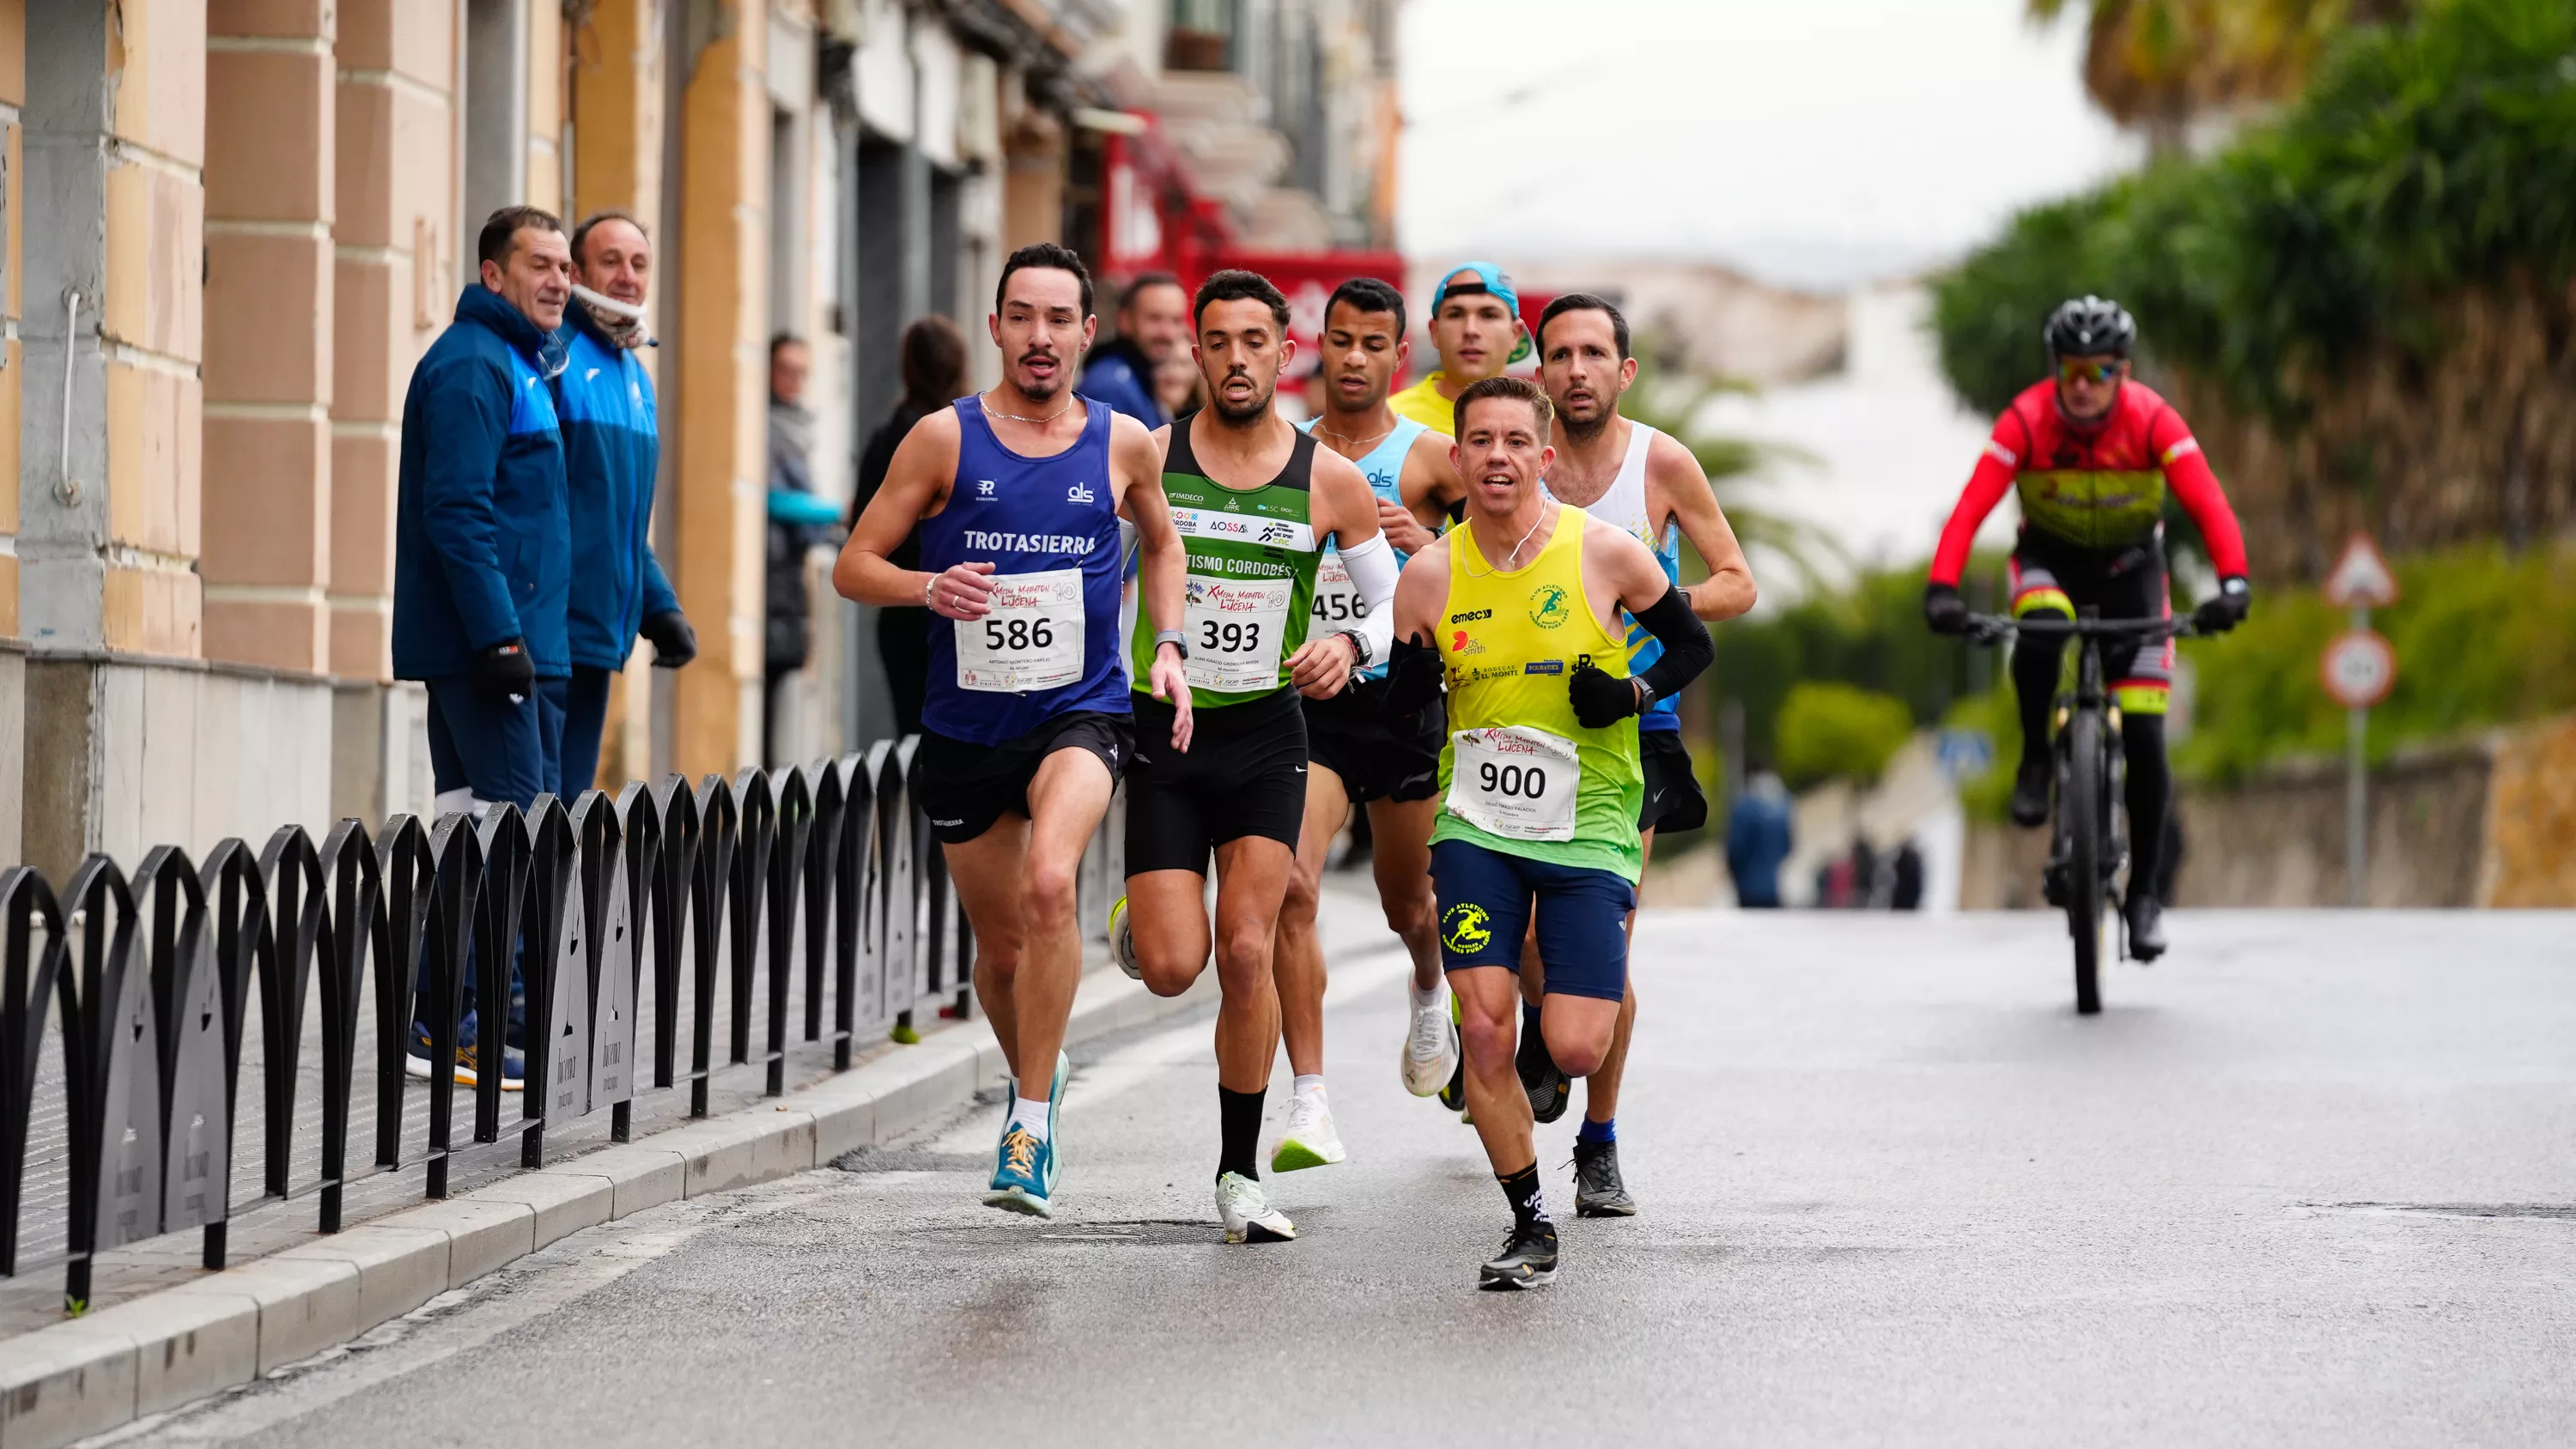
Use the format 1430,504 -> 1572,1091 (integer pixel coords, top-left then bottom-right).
1959,717 -> 2576,910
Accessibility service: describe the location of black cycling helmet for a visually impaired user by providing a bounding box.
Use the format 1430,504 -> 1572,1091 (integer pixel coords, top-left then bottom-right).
2043,295 -> 2136,359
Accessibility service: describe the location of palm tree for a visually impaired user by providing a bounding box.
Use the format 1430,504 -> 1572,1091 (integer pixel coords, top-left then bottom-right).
2027,0 -> 2410,153
1619,373 -> 1839,591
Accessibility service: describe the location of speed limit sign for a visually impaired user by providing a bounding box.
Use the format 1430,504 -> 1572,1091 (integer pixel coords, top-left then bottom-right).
2321,628 -> 2396,708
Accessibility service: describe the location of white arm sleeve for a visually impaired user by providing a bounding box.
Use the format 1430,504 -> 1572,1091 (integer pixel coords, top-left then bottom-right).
1335,530 -> 1400,668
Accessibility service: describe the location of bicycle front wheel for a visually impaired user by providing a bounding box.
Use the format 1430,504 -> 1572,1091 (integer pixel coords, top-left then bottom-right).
2063,708 -> 2105,1015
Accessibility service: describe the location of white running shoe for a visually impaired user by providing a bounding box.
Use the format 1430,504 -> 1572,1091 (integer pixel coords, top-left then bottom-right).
1215,1171 -> 1296,1243
1108,894 -> 1139,980
1270,1092 -> 1346,1172
1402,992 -> 1461,1097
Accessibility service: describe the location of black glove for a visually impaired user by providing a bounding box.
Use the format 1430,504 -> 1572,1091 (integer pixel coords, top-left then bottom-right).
1569,664 -> 1642,730
2192,577 -> 2251,634
475,638 -> 536,699
641,609 -> 698,668
1383,635 -> 1445,720
1923,583 -> 1968,635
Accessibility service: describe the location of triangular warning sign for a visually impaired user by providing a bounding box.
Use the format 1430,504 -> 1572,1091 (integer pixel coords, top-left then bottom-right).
2324,532 -> 2398,609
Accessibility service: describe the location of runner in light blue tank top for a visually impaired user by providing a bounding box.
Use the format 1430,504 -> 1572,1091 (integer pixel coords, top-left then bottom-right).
1299,413 -> 1427,681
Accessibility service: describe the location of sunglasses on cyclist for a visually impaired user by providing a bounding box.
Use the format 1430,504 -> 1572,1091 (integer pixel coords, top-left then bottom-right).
2057,358 -> 2124,385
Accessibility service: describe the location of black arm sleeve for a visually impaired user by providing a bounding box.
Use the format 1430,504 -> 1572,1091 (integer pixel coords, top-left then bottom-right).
1634,587 -> 1714,702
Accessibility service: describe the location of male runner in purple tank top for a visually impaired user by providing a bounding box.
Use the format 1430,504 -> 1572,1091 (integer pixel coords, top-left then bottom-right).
837,243 -> 1191,1220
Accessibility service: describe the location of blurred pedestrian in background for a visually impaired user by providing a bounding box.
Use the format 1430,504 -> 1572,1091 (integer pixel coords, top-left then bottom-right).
1726,759 -> 1794,908
1077,270 -> 1188,426
851,315 -> 969,738
392,203 -> 575,1087
766,334 -> 841,762
555,209 -> 695,793
1891,837 -> 1926,911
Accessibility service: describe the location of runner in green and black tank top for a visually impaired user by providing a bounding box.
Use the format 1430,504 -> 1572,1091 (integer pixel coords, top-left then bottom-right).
1127,415 -> 1327,708
1105,270 -> 1397,1247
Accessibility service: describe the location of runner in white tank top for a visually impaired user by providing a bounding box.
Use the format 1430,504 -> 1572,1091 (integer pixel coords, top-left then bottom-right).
1521,293 -> 1761,1216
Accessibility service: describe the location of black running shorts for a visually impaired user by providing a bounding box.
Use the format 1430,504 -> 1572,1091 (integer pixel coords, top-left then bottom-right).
910,710 -> 1133,845
1125,686 -> 1308,875
1303,676 -> 1444,804
1637,730 -> 1709,834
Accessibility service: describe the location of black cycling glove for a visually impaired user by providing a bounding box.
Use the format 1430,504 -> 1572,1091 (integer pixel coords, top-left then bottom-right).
1384,635 -> 1444,720
2192,577 -> 2251,634
1923,583 -> 1968,635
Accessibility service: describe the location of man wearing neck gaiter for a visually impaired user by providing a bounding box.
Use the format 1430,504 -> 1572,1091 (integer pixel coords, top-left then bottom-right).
556,210 -> 696,792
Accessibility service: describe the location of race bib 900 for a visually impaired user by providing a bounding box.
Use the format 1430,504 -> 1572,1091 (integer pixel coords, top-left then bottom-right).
955,567 -> 1084,692
1447,725 -> 1580,842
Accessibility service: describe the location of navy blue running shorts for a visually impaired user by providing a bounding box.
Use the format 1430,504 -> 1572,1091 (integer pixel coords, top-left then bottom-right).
1429,839 -> 1635,1003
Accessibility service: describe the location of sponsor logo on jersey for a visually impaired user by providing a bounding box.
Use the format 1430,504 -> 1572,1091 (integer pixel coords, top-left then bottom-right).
1449,629 -> 1485,656
959,528 -> 1098,555
1523,659 -> 1564,676
1528,583 -> 1572,629
975,479 -> 997,498
1448,608 -> 1493,623
1066,481 -> 1096,504
1257,522 -> 1296,544
1170,507 -> 1315,551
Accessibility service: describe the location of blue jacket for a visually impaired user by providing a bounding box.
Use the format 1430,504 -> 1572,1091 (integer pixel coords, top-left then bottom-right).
555,306 -> 678,670
1074,338 -> 1167,427
393,288 -> 573,681
1725,783 -> 1795,908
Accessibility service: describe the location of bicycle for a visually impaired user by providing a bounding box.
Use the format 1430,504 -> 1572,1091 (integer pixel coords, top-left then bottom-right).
1961,608 -> 2196,1016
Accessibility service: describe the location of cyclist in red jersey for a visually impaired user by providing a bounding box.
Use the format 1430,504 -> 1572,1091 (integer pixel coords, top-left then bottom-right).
1923,297 -> 2251,957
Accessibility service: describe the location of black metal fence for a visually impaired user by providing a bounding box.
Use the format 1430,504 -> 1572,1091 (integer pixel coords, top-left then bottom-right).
0,740 -> 969,1312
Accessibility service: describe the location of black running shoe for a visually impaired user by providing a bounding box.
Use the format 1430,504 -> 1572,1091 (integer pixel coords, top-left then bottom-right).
2009,753 -> 2052,828
1516,1025 -> 1571,1125
1571,1138 -> 1637,1217
1437,1057 -> 1468,1115
1477,1220 -> 1559,1290
2126,891 -> 2167,962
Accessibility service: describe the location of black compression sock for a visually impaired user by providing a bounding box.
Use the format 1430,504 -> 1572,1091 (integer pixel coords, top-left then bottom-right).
1218,1084 -> 1266,1181
1498,1162 -> 1551,1229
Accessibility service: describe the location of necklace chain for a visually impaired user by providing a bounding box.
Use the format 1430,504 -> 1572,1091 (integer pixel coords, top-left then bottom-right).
978,390 -> 1076,426
1312,416 -> 1396,452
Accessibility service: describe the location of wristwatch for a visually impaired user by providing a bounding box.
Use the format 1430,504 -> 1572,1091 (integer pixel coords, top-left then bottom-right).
1633,677 -> 1658,706
1335,629 -> 1372,669
1154,627 -> 1189,660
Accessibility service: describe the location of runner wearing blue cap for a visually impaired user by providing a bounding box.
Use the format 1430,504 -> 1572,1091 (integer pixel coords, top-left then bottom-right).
1389,262 -> 1529,440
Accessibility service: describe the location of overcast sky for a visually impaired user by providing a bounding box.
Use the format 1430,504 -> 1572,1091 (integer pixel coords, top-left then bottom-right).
1396,0 -> 2140,290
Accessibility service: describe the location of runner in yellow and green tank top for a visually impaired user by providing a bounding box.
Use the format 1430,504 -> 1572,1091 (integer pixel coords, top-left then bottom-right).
1382,376 -> 1713,1291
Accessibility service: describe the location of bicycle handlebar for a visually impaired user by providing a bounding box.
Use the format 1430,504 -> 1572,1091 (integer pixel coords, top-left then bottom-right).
1958,613 -> 2199,646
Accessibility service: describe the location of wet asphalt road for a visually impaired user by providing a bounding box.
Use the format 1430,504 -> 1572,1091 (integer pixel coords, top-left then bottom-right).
110,906 -> 2576,1447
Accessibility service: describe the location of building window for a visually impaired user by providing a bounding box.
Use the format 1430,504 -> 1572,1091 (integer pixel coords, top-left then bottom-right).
1167,0 -> 1235,72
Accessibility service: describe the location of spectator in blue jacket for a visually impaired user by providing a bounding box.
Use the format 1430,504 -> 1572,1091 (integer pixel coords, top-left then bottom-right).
1075,270 -> 1188,427
392,203 -> 576,1086
1726,761 -> 1796,909
556,209 -> 696,792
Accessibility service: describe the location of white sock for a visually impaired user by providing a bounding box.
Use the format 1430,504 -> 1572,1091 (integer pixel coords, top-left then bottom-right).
1408,976 -> 1443,1011
1291,1074 -> 1327,1103
1006,1095 -> 1052,1143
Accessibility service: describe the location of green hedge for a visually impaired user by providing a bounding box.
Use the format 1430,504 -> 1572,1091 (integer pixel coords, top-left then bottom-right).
1774,682 -> 1917,791
1931,0 -> 2576,428
2178,541 -> 2576,781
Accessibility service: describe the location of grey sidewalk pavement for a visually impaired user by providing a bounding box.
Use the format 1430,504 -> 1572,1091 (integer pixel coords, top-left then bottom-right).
0,882 -> 1397,1449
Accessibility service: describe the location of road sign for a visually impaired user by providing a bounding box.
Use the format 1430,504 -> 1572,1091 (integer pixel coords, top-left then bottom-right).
1935,728 -> 1994,782
2321,628 -> 2396,708
2324,533 -> 2399,609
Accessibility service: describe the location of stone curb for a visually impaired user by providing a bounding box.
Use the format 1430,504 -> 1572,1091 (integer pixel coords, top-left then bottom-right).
0,965 -> 1211,1449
